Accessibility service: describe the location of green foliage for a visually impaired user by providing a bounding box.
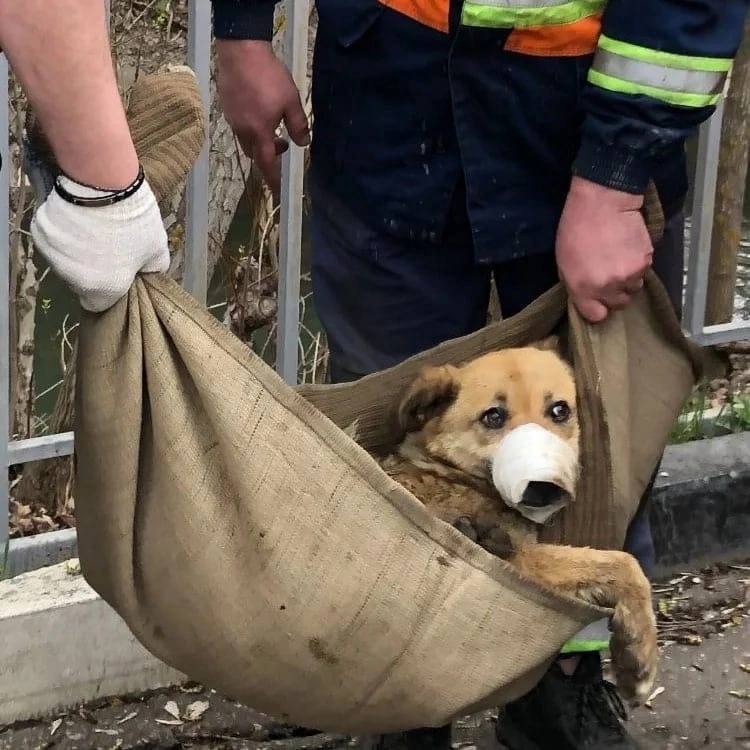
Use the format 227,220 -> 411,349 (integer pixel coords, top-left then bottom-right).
152,0 -> 173,28
670,383 -> 750,444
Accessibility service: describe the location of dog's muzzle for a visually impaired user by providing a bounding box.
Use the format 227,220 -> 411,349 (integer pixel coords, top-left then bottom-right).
491,423 -> 577,524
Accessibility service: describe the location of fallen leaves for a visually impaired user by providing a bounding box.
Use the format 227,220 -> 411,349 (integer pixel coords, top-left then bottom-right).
678,634 -> 703,646
64,558 -> 81,576
8,497 -> 75,538
155,699 -> 211,726
164,701 -> 180,720
654,565 -> 749,646
184,700 -> 210,722
179,682 -> 205,694
645,686 -> 665,710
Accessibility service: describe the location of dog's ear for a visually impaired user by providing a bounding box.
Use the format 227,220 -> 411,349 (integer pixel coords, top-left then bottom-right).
398,365 -> 459,433
532,335 -> 560,353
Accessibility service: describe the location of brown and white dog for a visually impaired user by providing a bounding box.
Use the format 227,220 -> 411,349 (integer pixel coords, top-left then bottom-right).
380,343 -> 657,704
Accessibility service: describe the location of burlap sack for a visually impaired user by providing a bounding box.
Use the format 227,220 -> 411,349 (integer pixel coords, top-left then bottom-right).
69,69 -> 702,732
299,267 -> 702,551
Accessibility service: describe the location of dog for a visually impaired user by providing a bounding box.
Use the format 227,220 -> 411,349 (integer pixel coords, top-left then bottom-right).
379,342 -> 657,704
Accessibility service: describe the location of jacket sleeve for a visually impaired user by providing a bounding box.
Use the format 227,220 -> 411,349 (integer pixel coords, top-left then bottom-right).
211,0 -> 278,41
573,0 -> 749,195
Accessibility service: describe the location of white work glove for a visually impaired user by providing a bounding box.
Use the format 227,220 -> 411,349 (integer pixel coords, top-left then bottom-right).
31,172 -> 169,313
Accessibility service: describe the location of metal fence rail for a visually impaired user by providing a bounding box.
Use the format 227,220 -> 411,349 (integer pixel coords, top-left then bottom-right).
1,1 -> 748,570
682,100 -> 750,346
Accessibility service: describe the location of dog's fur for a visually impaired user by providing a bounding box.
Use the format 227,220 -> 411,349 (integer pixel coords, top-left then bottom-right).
379,343 -> 657,703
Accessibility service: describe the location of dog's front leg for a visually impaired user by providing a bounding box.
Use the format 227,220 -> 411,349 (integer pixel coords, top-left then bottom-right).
505,542 -> 657,705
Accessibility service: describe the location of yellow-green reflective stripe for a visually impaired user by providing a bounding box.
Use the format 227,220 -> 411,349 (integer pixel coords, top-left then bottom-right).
598,34 -> 733,73
474,0 -> 572,6
461,0 -> 605,29
588,69 -> 722,107
560,639 -> 610,654
595,50 -> 726,96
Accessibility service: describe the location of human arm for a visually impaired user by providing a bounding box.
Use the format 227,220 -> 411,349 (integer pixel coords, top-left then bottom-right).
557,0 -> 749,322
0,0 -> 168,312
211,0 -> 309,194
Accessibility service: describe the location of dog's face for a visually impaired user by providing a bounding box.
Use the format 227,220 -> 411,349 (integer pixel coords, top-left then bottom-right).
398,343 -> 579,523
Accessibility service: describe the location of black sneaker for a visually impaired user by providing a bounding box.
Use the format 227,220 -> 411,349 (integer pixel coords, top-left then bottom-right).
496,652 -> 640,749
361,726 -> 452,750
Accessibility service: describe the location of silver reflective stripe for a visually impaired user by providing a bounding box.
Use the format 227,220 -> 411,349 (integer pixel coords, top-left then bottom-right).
476,0 -> 571,6
594,49 -> 727,96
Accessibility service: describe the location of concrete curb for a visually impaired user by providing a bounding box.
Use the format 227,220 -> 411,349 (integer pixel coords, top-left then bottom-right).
4,528 -> 77,579
0,562 -> 183,726
652,431 -> 750,573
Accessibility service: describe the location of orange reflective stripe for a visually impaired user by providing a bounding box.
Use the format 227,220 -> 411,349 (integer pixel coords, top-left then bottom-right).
504,14 -> 602,57
379,0 -> 450,33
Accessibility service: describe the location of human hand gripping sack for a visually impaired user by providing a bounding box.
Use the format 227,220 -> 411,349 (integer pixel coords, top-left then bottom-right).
556,177 -> 654,323
31,169 -> 169,313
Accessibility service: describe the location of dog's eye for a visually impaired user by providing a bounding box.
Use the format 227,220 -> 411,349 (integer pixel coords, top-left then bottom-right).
481,407 -> 508,430
548,400 -> 571,423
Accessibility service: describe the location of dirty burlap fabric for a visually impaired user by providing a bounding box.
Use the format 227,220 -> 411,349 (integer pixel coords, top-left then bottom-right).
70,70 -> 702,733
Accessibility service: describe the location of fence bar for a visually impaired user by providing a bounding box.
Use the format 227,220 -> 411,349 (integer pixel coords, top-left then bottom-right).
8,433 -> 75,465
277,0 -> 310,384
184,0 -> 212,304
683,101 -> 724,338
693,322 -> 750,346
1,55 -> 10,558
682,98 -> 750,343
6,528 -> 78,579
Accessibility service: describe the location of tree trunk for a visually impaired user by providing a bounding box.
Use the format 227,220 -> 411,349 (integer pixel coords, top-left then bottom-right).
7,78 -> 37,442
706,20 -> 750,325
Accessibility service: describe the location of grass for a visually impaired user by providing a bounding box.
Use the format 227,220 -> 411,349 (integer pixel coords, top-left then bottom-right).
670,385 -> 750,444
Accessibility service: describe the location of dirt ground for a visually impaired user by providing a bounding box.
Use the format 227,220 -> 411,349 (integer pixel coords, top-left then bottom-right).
709,341 -> 750,407
1,562 -> 748,750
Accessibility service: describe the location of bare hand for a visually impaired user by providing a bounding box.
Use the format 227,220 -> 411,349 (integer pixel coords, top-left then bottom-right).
556,177 -> 653,323
216,39 -> 309,195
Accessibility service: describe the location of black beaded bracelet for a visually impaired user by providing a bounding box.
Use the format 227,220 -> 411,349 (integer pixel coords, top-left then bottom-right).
54,165 -> 145,208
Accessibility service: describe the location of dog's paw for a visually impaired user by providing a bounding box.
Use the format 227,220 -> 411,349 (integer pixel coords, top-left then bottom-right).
452,516 -> 479,543
476,526 -> 516,560
609,595 -> 659,706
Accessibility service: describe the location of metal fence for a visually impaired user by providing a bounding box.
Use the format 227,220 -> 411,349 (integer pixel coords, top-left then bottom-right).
1,1 -> 749,572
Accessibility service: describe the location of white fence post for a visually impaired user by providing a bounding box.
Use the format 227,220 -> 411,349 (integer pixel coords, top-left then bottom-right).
682,99 -> 750,345
0,55 -> 9,561
683,103 -> 723,337
184,0 -> 212,305
276,0 -> 310,385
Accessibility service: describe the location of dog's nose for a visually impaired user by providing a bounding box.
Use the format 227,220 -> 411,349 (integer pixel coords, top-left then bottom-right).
521,481 -> 566,508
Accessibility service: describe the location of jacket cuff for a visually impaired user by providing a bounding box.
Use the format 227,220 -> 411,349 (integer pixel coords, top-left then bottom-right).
212,0 -> 275,41
573,136 -> 651,195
